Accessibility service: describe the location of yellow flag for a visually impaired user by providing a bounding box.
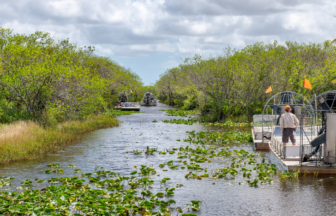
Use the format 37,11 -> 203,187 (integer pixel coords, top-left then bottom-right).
332,79 -> 336,84
303,78 -> 312,90
265,86 -> 272,93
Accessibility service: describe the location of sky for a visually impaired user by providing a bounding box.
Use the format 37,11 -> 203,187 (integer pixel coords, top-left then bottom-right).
0,0 -> 335,85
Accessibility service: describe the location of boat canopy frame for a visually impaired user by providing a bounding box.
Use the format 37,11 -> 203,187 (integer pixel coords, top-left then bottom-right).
261,91 -> 312,144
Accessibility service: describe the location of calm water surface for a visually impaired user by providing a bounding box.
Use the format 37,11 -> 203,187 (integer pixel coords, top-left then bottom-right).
0,103 -> 336,216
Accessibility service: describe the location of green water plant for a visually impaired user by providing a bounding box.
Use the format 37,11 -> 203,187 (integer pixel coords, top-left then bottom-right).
190,200 -> 202,211
184,130 -> 252,144
47,163 -> 60,168
21,179 -> 33,186
163,109 -> 201,117
104,110 -> 141,117
145,146 -> 157,155
74,168 -> 81,173
132,149 -> 143,155
163,118 -> 198,125
278,169 -> 300,181
247,179 -> 259,187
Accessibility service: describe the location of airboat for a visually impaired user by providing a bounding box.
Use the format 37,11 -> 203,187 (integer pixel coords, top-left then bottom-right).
115,102 -> 141,111
114,91 -> 141,111
260,91 -> 336,174
252,91 -> 310,150
141,92 -> 157,106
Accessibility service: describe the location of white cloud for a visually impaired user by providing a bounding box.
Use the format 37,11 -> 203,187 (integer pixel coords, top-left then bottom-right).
0,0 -> 335,58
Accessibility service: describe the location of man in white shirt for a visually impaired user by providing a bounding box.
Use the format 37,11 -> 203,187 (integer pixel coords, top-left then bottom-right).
280,105 -> 299,146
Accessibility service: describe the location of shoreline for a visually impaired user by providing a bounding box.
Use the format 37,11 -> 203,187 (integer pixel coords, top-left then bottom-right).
0,115 -> 119,164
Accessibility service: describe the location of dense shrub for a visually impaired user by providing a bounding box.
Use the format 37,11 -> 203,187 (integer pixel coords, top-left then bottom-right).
156,41 -> 336,121
0,27 -> 143,124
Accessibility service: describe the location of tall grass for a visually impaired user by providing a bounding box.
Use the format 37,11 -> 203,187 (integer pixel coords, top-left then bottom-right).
0,115 -> 119,163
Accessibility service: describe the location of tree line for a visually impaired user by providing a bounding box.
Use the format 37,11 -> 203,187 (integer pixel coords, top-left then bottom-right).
0,27 -> 144,125
155,41 -> 336,122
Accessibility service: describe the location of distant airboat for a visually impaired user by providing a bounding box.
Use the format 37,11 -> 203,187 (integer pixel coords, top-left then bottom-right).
114,91 -> 141,111
141,92 -> 157,106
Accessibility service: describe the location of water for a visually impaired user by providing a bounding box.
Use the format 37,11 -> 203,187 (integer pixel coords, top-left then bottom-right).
1,103 -> 336,215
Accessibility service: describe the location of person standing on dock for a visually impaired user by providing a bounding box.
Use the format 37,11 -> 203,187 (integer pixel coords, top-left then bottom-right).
280,105 -> 299,146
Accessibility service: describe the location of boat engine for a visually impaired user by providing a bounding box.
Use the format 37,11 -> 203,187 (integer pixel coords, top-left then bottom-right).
142,92 -> 157,106
302,97 -> 336,162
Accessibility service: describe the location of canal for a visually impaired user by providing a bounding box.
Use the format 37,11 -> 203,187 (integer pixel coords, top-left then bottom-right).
1,103 -> 336,215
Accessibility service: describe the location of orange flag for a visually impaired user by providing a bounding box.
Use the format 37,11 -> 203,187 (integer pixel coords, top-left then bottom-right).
303,78 -> 312,90
265,86 -> 272,93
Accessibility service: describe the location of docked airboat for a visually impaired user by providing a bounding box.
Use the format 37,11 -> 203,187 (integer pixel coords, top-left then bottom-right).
252,91 -> 310,150
253,91 -> 336,174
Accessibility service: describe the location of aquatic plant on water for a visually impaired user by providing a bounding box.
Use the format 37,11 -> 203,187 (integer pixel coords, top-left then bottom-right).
162,109 -> 201,117
278,169 -> 300,181
163,118 -> 198,125
184,130 -> 253,144
104,109 -> 141,117
0,163 -> 202,215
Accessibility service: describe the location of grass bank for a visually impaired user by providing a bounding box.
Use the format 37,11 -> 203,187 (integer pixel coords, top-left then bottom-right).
0,115 -> 119,164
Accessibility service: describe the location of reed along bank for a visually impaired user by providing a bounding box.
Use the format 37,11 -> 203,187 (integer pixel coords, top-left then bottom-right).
0,115 -> 119,164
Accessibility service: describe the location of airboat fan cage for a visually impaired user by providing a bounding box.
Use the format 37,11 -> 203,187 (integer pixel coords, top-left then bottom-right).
259,91 -> 311,144
299,90 -> 336,165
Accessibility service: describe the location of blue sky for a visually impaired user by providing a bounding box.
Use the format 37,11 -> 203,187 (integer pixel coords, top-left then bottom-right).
113,52 -> 181,85
1,0 -> 335,85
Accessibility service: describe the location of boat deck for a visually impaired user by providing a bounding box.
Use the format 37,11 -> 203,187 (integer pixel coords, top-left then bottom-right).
269,144 -> 336,174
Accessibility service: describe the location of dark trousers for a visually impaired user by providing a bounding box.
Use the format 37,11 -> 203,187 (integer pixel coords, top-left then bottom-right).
282,128 -> 296,143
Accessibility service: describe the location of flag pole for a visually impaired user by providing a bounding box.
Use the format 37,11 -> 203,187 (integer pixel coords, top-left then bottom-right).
315,89 -> 317,127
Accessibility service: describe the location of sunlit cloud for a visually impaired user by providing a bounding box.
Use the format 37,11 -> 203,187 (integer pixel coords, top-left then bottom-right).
0,0 -> 335,84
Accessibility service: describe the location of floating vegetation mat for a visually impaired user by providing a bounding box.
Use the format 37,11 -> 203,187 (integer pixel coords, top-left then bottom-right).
104,110 -> 142,117
126,142 -> 278,187
163,119 -> 251,127
184,130 -> 253,144
201,121 -> 251,127
0,164 -> 200,215
161,110 -> 201,117
163,119 -> 198,125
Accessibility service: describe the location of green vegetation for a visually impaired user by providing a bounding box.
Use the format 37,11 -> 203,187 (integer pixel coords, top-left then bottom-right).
0,165 -> 198,215
0,115 -> 118,163
162,118 -> 251,127
202,121 -> 251,127
184,130 -> 253,144
278,169 -> 300,181
104,110 -> 141,117
0,27 -> 148,162
163,109 -> 201,117
0,27 -> 143,125
155,41 -> 336,121
163,119 -> 198,125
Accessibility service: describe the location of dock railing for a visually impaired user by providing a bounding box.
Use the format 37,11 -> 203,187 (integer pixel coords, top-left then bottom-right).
270,125 -> 319,160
